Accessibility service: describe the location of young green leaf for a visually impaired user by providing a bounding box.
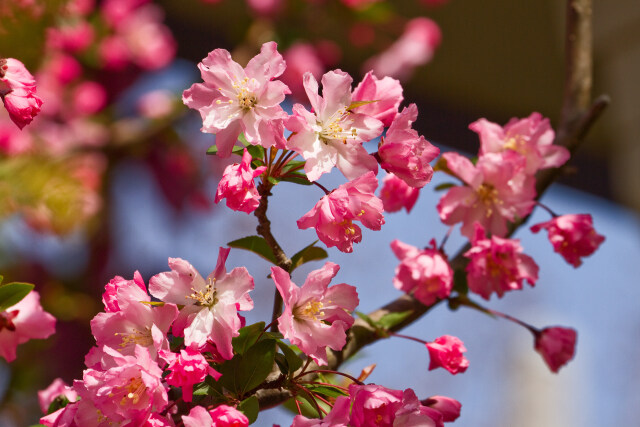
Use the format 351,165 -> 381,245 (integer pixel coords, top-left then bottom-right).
290,241 -> 328,272
0,282 -> 34,312
227,236 -> 277,265
376,310 -> 413,330
276,341 -> 303,374
232,322 -> 266,355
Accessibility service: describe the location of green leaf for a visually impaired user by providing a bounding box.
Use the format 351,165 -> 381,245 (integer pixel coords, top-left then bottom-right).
206,145 -> 246,156
290,241 -> 328,272
238,395 -> 259,424
227,236 -> 277,265
376,310 -> 413,330
0,275 -> 3,285
281,160 -> 305,174
267,176 -> 280,185
346,100 -> 378,111
218,339 -> 276,397
434,182 -> 456,191
355,311 -> 377,329
47,395 -> 70,415
232,322 -> 266,355
276,341 -> 303,374
279,174 -> 312,186
303,384 -> 348,398
0,282 -> 34,312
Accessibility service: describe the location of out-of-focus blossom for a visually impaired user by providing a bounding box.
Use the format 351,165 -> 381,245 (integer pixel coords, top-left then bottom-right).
47,21 -> 95,53
534,326 -> 577,373
341,0 -> 380,8
271,262 -> 358,365
247,0 -> 283,15
137,90 -> 175,119
464,223 -> 538,300
149,248 -> 254,360
379,174 -> 420,213
423,395 -> 462,422
425,335 -> 469,375
351,71 -> 403,127
378,104 -> 440,187
530,214 -> 605,267
364,17 -> 441,80
72,81 -> 107,116
280,43 -> 324,100
38,378 -> 78,415
471,113 -> 569,175
0,122 -> 33,154
437,152 -> 535,238
214,148 -> 266,214
286,70 -> 382,181
297,172 -> 384,253
0,291 -> 55,362
0,58 -> 43,129
184,42 -> 289,157
390,239 -> 452,305
45,54 -> 82,84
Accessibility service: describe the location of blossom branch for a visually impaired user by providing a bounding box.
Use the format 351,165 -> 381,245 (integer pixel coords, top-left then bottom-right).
255,0 -> 607,410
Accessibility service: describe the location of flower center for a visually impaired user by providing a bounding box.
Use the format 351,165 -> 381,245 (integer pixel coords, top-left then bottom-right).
0,310 -> 18,332
187,278 -> 218,307
503,135 -> 526,154
475,183 -> 501,217
115,327 -> 154,349
319,107 -> 357,144
233,77 -> 257,111
295,300 -> 325,321
119,377 -> 146,406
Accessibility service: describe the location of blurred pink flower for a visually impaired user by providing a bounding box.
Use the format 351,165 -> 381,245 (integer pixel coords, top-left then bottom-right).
530,214 -> 605,267
72,81 -> 107,116
423,395 -> 462,422
379,174 -> 420,213
38,378 -> 78,415
280,43 -> 324,100
534,326 -> 577,373
425,335 -> 469,375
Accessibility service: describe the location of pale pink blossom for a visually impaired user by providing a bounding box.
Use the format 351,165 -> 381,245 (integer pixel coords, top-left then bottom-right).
425,335 -> 469,375
392,388 -> 444,427
286,70 -> 383,181
534,326 -> 577,373
183,42 -> 289,157
349,384 -> 403,427
390,239 -> 453,306
297,171 -> 384,253
137,90 -> 175,119
101,0 -> 150,28
214,148 -> 266,214
91,280 -> 178,360
46,22 -> 94,53
378,104 -> 440,188
0,58 -> 43,129
0,122 -> 33,155
161,348 -> 221,402
471,113 -> 570,174
464,223 -> 539,299
351,71 -> 403,127
341,0 -> 380,8
423,395 -> 462,422
45,54 -> 82,84
38,378 -> 78,414
280,43 -> 324,100
364,17 -> 441,80
271,262 -> 358,365
79,345 -> 168,424
0,290 -> 55,362
530,214 -> 605,268
379,174 -> 420,213
292,396 -> 350,426
247,0 -> 283,15
149,248 -> 254,360
437,151 -> 536,238
182,405 -> 248,427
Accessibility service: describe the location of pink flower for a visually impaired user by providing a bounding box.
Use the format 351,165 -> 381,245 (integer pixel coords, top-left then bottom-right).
390,239 -> 453,306
297,171 -> 384,253
351,71 -> 403,127
137,89 -> 175,119
91,280 -> 178,360
214,148 -> 266,214
247,0 -> 283,15
425,335 -> 469,375
364,17 -> 441,80
149,248 -> 254,360
101,270 -> 147,312
286,70 -> 383,181
161,348 -> 221,402
378,104 -> 440,188
436,152 -> 536,238
292,396 -> 350,426
530,214 -> 605,267
38,378 -> 78,414
379,174 -> 420,213
182,405 -> 248,427
0,58 -> 43,129
392,389 -> 444,427
471,113 -> 570,175
72,81 -> 107,116
349,384 -> 403,427
464,223 -> 539,299
0,290 -> 55,362
271,262 -> 358,365
423,395 -> 462,422
183,42 -> 289,157
534,326 -> 577,373
79,345 -> 168,424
